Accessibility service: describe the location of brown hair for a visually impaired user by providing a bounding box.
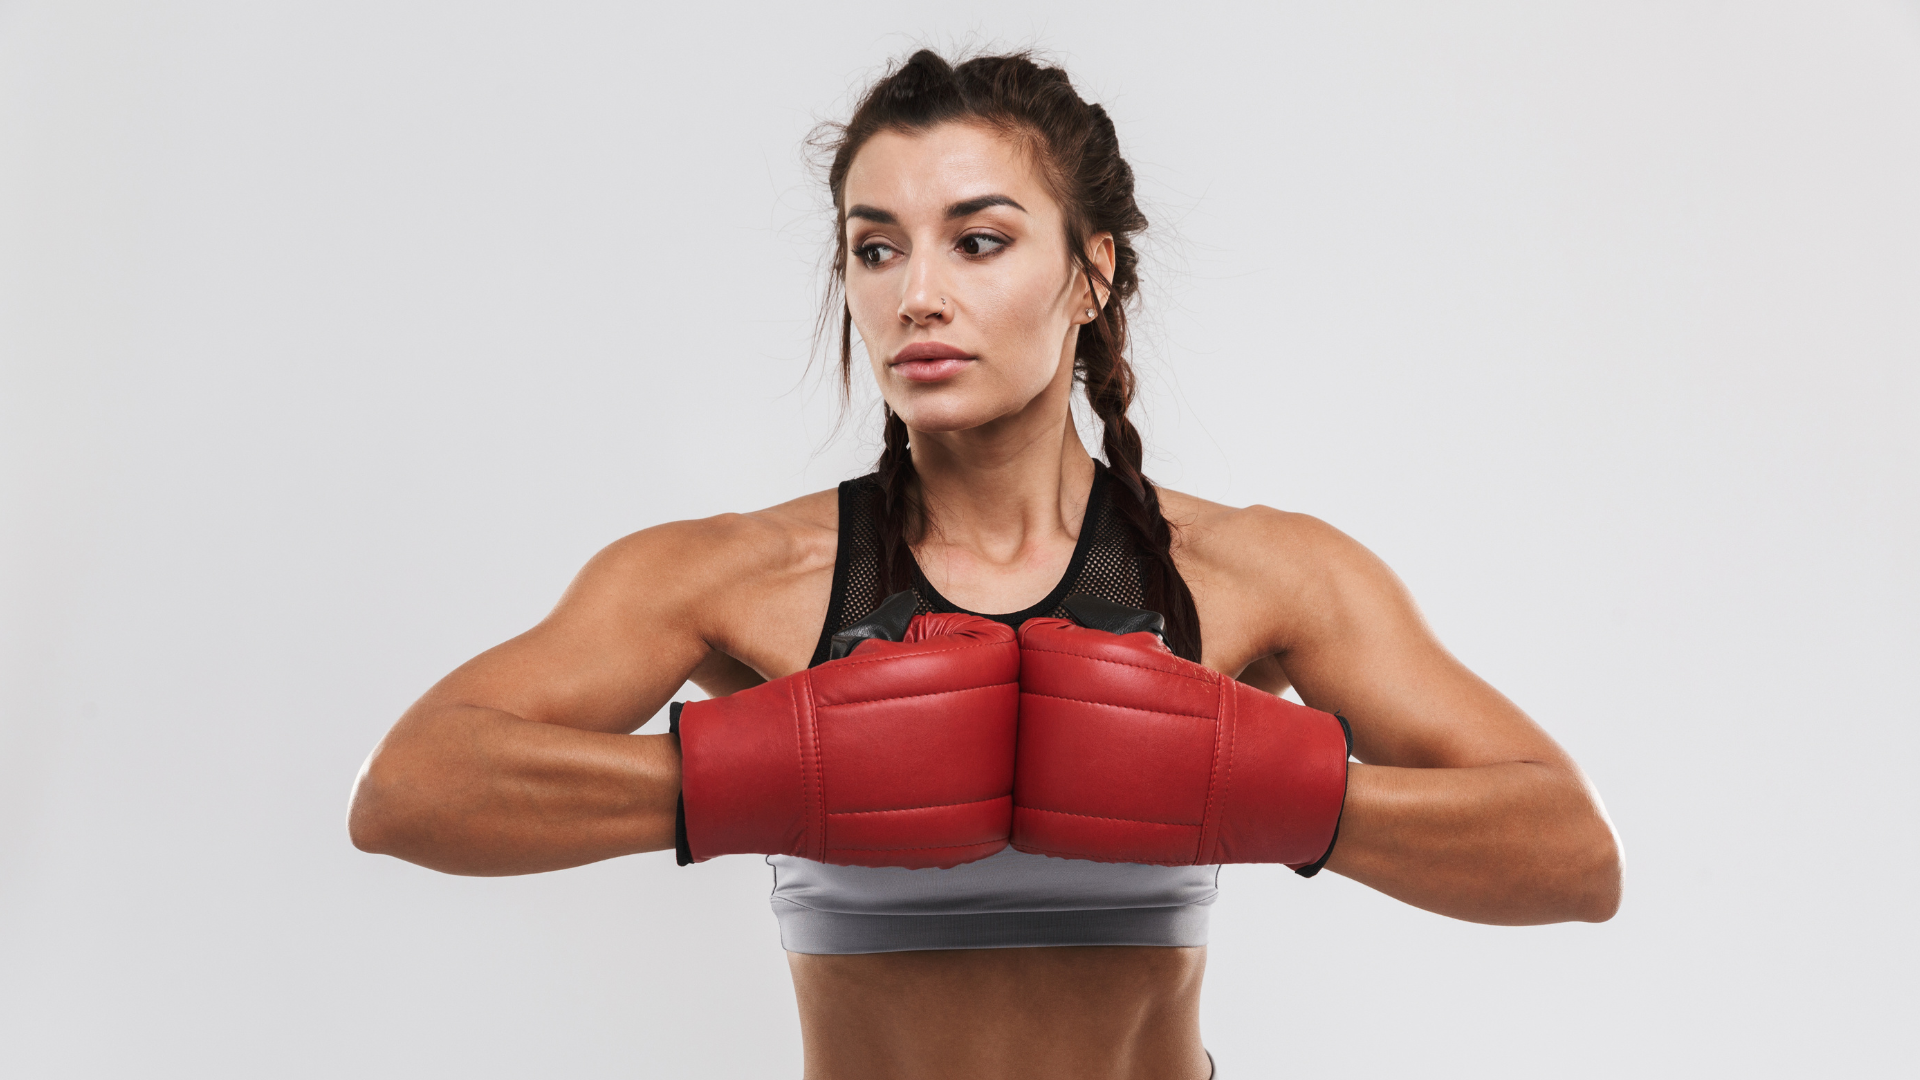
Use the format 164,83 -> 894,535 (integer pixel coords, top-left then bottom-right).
815,49 -> 1200,661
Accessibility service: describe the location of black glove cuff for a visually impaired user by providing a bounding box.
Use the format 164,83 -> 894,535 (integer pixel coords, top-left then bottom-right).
669,702 -> 692,867
827,589 -> 918,661
1293,712 -> 1353,879
1060,593 -> 1167,643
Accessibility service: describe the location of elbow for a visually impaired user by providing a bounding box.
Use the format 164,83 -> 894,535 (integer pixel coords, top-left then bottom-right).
1576,852 -> 1623,923
1570,809 -> 1624,923
347,802 -> 389,856
1526,762 -> 1623,924
346,751 -> 406,856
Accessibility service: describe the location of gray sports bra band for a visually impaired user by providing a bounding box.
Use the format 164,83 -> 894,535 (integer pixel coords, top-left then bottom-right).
769,849 -> 1219,954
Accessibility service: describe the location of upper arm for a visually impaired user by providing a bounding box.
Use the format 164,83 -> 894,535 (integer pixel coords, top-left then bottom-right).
1223,509 -> 1572,771
408,517 -> 752,736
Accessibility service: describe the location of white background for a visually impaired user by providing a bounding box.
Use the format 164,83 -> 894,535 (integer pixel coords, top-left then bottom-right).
3,2 -> 1916,1076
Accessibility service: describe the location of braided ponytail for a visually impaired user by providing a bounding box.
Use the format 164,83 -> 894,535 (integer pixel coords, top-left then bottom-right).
817,50 -> 1202,659
1078,314 -> 1201,661
874,406 -> 919,594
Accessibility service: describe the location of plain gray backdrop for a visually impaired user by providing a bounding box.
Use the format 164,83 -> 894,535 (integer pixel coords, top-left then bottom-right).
3,2 -> 1916,1076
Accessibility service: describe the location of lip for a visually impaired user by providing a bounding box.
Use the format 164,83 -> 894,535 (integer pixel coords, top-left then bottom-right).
888,341 -> 975,383
889,342 -> 974,365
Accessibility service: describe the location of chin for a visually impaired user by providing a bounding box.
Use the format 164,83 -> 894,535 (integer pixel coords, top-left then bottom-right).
892,396 -> 1012,434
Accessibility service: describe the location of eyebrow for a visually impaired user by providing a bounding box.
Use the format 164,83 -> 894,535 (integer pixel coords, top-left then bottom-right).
843,194 -> 1028,226
945,194 -> 1027,218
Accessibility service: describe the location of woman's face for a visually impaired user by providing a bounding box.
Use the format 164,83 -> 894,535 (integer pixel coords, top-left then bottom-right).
841,122 -> 1110,436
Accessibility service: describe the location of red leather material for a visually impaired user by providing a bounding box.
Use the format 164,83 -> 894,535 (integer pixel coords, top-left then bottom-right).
677,614 -> 1019,869
1013,618 -> 1349,868
677,677 -> 813,861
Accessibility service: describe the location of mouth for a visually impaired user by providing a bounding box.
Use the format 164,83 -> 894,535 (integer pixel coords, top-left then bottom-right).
888,342 -> 975,383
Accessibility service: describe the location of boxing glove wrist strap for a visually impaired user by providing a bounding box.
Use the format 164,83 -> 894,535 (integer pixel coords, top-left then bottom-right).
1289,711 -> 1351,878
669,702 -> 692,867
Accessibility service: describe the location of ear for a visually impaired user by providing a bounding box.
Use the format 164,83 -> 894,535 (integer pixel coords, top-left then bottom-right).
1081,232 -> 1116,314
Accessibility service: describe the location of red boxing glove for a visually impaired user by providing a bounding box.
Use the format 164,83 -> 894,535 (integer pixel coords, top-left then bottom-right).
1013,597 -> 1350,873
673,602 -> 1019,870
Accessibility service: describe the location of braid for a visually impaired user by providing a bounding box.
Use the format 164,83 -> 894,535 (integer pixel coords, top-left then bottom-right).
874,405 -> 920,593
838,278 -> 922,593
1068,102 -> 1202,661
1079,303 -> 1202,662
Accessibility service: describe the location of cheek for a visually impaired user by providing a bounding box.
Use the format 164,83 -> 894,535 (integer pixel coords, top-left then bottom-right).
846,276 -> 908,386
975,269 -> 1071,380
844,276 -> 885,342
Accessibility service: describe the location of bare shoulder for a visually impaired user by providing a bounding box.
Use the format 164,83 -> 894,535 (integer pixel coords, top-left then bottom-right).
1155,486 -> 1415,663
575,487 -> 840,619
410,488 -> 841,733
1158,486 -> 1370,584
1158,487 -> 1571,779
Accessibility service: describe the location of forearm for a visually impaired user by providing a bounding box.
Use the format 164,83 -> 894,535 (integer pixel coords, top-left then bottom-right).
348,705 -> 680,876
1324,761 -> 1621,925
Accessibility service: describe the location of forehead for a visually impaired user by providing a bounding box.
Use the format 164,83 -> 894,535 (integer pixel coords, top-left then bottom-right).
844,121 -> 1057,220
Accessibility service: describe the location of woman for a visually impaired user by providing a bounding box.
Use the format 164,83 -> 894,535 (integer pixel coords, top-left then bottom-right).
348,50 -> 1621,1080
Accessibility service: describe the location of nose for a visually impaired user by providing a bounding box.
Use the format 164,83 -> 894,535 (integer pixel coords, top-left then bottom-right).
899,254 -> 951,328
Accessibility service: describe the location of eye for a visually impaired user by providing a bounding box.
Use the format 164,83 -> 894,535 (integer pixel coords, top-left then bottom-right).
957,233 -> 1008,258
854,242 -> 898,269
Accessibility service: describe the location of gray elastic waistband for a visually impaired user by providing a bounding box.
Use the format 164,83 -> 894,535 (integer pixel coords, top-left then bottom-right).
773,898 -> 1212,955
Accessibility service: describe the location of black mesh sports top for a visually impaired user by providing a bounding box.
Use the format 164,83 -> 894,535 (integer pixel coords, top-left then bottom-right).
771,462 -> 1221,955
809,461 -> 1152,665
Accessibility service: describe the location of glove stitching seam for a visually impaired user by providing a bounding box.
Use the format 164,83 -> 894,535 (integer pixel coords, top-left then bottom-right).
815,680 -> 1018,708
1018,805 -> 1203,828
829,795 -> 1011,816
828,842 -> 1007,852
830,638 -> 1018,669
787,676 -> 806,860
800,675 -> 826,864
1016,646 -> 1217,684
1199,685 -> 1233,864
1017,690 -> 1214,719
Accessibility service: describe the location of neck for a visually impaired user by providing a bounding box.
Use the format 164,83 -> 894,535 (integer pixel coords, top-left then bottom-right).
906,396 -> 1098,563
